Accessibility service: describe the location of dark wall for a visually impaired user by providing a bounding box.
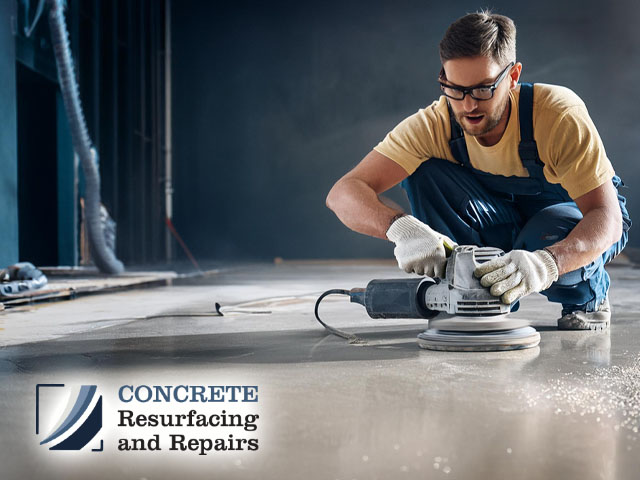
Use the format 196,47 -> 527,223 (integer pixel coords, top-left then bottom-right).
173,0 -> 640,261
72,0 -> 168,265
16,64 -> 59,266
0,0 -> 19,267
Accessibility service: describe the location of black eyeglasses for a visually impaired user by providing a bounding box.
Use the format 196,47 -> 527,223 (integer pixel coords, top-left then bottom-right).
439,61 -> 515,101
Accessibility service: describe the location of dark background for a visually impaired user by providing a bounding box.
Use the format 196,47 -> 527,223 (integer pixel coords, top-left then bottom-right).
2,0 -> 638,267
171,0 -> 640,261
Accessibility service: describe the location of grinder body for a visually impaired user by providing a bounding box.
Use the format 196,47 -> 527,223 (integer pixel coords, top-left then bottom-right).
351,246 -> 509,319
343,245 -> 540,351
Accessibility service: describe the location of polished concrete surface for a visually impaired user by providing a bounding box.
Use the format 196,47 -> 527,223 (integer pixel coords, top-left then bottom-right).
1,262 -> 639,479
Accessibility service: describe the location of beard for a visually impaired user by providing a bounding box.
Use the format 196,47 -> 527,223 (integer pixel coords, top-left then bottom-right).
453,95 -> 510,137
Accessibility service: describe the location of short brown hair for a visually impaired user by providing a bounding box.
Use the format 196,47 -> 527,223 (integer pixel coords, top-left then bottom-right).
439,10 -> 516,66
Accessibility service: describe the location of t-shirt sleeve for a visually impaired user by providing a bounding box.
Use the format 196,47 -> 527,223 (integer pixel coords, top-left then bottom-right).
373,100 -> 453,174
540,105 -> 615,199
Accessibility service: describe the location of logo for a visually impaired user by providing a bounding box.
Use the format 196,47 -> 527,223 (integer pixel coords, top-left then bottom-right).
35,384 -> 103,451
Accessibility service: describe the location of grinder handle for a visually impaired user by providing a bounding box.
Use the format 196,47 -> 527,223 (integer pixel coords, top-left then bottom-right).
354,278 -> 438,319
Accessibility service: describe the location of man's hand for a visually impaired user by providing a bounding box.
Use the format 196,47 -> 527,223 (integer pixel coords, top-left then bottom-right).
386,215 -> 456,278
474,249 -> 559,304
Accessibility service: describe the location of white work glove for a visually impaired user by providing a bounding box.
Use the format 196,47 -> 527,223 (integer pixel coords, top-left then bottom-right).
473,249 -> 559,304
386,215 -> 456,278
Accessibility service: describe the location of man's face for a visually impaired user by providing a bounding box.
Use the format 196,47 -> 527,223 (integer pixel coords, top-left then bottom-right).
441,56 -> 517,141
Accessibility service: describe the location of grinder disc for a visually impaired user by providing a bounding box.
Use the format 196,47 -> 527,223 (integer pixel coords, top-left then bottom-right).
427,314 -> 529,332
417,326 -> 540,352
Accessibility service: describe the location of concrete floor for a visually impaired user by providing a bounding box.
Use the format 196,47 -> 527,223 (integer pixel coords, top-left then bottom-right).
1,262 -> 639,479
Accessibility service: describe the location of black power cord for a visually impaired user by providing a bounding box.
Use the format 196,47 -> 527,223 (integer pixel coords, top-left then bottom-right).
314,289 -> 367,345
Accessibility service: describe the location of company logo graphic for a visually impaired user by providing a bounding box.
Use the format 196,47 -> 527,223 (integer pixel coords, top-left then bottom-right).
35,384 -> 103,451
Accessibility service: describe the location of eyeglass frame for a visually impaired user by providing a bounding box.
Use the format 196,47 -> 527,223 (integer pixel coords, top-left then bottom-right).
438,61 -> 515,101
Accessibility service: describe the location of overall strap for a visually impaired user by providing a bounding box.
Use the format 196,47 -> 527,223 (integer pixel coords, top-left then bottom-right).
447,103 -> 472,167
518,83 -> 545,178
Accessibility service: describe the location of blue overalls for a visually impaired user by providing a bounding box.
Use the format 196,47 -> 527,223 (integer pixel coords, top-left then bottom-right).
401,83 -> 632,313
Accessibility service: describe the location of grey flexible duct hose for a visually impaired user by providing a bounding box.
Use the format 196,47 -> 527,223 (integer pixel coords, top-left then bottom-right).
47,0 -> 124,274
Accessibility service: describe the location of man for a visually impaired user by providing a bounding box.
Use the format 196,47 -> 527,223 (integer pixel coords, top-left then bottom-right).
326,11 -> 631,330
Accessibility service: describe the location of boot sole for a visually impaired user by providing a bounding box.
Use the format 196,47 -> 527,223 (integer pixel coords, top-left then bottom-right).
557,319 -> 610,331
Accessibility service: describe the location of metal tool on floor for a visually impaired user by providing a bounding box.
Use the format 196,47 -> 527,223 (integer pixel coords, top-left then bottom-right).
314,245 -> 540,351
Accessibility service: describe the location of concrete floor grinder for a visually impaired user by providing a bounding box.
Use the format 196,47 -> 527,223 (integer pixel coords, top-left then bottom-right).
314,245 -> 540,352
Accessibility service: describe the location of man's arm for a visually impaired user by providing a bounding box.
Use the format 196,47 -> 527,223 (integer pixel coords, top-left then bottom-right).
327,150 -> 457,278
326,150 -> 409,240
546,180 -> 623,275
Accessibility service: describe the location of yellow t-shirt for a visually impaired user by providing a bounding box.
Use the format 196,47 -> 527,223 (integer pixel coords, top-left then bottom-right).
373,83 -> 614,199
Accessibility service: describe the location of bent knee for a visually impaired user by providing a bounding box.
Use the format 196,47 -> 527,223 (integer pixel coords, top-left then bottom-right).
514,203 -> 582,251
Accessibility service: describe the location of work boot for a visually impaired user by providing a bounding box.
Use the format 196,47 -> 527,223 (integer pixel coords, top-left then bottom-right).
557,297 -> 610,331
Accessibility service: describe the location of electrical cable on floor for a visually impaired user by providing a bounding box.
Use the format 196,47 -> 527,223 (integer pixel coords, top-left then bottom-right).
314,289 -> 367,345
166,218 -> 202,272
